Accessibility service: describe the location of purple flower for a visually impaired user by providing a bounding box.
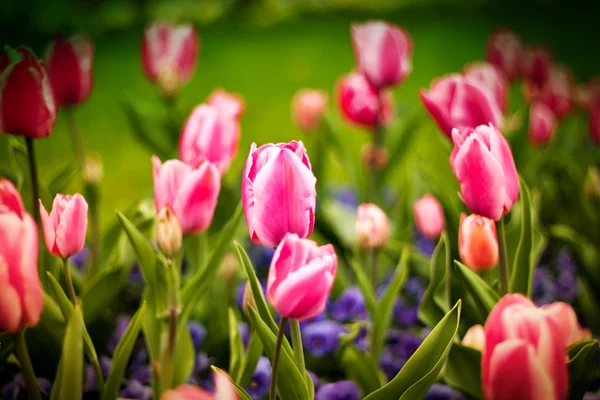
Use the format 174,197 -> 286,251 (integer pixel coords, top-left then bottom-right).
404,277 -> 426,302
302,320 -> 346,357
426,383 -> 464,399
331,187 -> 358,209
415,230 -> 435,257
379,347 -> 406,380
132,365 -> 151,385
246,356 -> 271,399
193,352 -> 211,375
188,321 -> 207,349
247,243 -> 275,270
108,314 -> 131,354
308,370 -> 320,390
120,379 -> 153,400
393,297 -> 420,327
239,322 -> 250,348
533,267 -> 556,306
315,380 -> 360,400
2,374 -> 53,398
69,246 -> 89,270
128,348 -> 148,375
330,286 -> 367,322
387,330 -> 422,359
354,326 -> 369,351
84,356 -> 112,392
130,264 -> 143,283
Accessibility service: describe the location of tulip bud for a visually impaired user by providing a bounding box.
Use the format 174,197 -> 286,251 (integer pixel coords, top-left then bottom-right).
521,46 -> 552,87
152,156 -> 220,234
351,21 -> 413,89
40,193 -> 88,258
360,143 -> 388,171
337,72 -> 392,127
291,89 -> 329,133
413,194 -> 445,240
156,207 -> 182,258
356,203 -> 390,249
161,371 -> 238,400
242,281 -> 256,314
525,65 -> 573,119
590,99 -> 600,145
463,62 -> 508,113
0,47 -> 56,138
459,213 -> 498,270
462,324 -> 485,351
528,102 -> 556,146
420,74 -> 503,139
542,302 -> 591,347
45,34 -> 94,106
220,252 -> 238,282
83,154 -> 103,184
486,29 -> 522,82
0,178 -> 43,332
207,88 -> 245,119
242,141 -> 316,248
450,124 -> 519,221
267,233 -> 337,321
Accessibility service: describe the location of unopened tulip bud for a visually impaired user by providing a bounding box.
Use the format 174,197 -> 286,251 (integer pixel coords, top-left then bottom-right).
528,102 -> 556,146
462,324 -> 485,351
356,203 -> 390,249
220,252 -> 238,282
521,46 -> 552,87
291,89 -> 329,133
361,143 -> 388,171
242,281 -> 257,314
337,72 -> 393,127
486,29 -> 522,82
156,207 -> 182,258
83,154 -> 103,184
413,194 -> 445,240
459,213 -> 498,271
584,167 -> 600,201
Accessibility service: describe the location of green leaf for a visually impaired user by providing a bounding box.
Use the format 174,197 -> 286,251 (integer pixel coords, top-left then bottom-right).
246,307 -> 309,400
567,340 -> 599,400
81,264 -> 130,324
419,233 -> 450,327
172,317 -> 195,386
37,292 -> 66,347
103,302 -> 147,400
379,110 -> 423,183
122,98 -> 172,159
442,343 -> 484,399
373,248 -> 409,360
348,257 -> 377,319
116,211 -> 157,291
228,308 -> 245,381
237,330 -> 264,387
211,366 -> 253,400
454,261 -> 500,320
365,301 -> 462,400
45,272 -> 73,319
0,332 -> 14,362
51,306 -> 84,400
510,178 -> 534,296
338,338 -> 385,396
47,163 -> 78,196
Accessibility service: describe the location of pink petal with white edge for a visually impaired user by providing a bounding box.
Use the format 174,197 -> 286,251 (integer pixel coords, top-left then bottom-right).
55,194 -> 88,258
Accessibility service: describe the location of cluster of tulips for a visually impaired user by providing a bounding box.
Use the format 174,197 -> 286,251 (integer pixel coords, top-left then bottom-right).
0,14 -> 599,400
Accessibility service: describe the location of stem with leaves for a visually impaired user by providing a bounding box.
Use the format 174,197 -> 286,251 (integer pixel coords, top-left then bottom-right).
62,258 -> 78,304
497,217 -> 510,295
270,317 -> 288,400
289,319 -> 306,387
14,329 -> 42,400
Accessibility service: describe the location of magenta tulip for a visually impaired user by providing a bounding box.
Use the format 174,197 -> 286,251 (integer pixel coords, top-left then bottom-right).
45,34 -> 94,106
451,124 -> 519,221
413,194 -> 445,239
486,29 -> 522,82
40,193 -> 88,258
267,233 -> 337,321
521,46 -> 552,88
242,141 -> 316,248
207,88 -> 245,120
459,212 -> 498,271
355,203 -> 390,249
152,156 -> 220,234
291,88 -> 329,133
141,22 -> 199,96
483,294 -> 568,400
337,71 -> 392,127
463,62 -> 508,113
420,74 -> 503,138
529,102 -> 556,146
0,178 -> 43,332
0,47 -> 56,138
351,21 -> 412,89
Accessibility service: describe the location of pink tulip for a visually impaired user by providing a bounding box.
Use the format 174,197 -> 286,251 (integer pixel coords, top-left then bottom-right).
521,46 -> 552,88
451,124 -> 519,221
542,302 -> 591,347
291,89 -> 329,133
413,194 -> 445,239
0,178 -> 43,332
529,102 -> 556,146
459,213 -> 498,270
486,29 -> 522,82
355,203 -> 390,249
267,233 -> 337,321
161,371 -> 238,400
462,324 -> 485,351
152,156 -> 220,234
242,141 -> 316,248
207,88 -> 245,120
351,21 -> 412,89
337,72 -> 392,127
463,62 -> 508,113
574,77 -> 600,111
527,65 -> 573,119
483,294 -> 568,400
141,22 -> 199,96
39,193 -> 88,258
45,34 -> 94,106
420,74 -> 503,138
0,47 -> 56,138
591,99 -> 600,145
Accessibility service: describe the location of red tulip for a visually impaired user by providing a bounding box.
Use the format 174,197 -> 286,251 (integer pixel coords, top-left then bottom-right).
351,21 -> 412,89
521,46 -> 552,88
420,74 -> 503,138
0,47 -> 56,138
40,193 -> 88,258
0,178 -> 43,332
355,203 -> 390,249
459,213 -> 498,270
528,102 -> 556,146
483,294 -> 568,400
413,194 -> 445,239
486,29 -> 522,81
291,89 -> 329,133
451,124 -> 519,221
463,62 -> 508,113
45,34 -> 94,106
337,72 -> 392,127
141,22 -> 199,96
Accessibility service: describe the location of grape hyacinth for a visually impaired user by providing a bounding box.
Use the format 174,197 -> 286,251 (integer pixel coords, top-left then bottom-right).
302,320 -> 347,357
315,380 -> 360,400
246,356 -> 271,399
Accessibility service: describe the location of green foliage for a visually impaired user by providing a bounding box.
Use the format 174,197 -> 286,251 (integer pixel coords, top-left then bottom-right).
442,343 -> 483,399
419,233 -> 450,327
567,339 -> 600,400
50,306 -> 84,400
509,178 -> 534,296
338,333 -> 385,396
454,261 -> 500,324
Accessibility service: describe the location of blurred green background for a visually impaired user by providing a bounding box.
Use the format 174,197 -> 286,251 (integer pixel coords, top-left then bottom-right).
1,0 -> 599,229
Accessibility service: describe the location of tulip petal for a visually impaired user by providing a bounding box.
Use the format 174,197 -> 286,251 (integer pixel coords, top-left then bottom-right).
488,124 -> 519,211
55,194 -> 88,258
152,156 -> 191,212
20,215 -> 42,327
419,89 -> 454,138
267,233 -> 313,299
0,178 -> 25,217
39,199 -> 57,255
0,221 -> 23,332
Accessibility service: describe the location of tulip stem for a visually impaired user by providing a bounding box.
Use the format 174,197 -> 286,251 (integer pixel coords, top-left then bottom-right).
14,329 -> 42,400
25,138 -> 40,222
62,258 -> 78,304
270,317 -> 288,400
161,260 -> 180,393
367,90 -> 386,205
497,217 -> 510,295
289,319 -> 307,386
371,249 -> 379,290
66,108 -> 85,168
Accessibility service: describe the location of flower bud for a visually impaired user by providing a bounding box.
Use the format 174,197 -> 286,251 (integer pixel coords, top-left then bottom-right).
220,252 -> 238,282
361,143 -> 388,171
156,207 -> 182,258
83,154 -> 103,184
521,46 -> 552,87
462,324 -> 485,351
356,203 -> 390,249
413,194 -> 445,239
459,213 -> 498,271
291,88 -> 329,133
486,29 -> 522,82
337,71 -> 392,127
528,102 -> 556,146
